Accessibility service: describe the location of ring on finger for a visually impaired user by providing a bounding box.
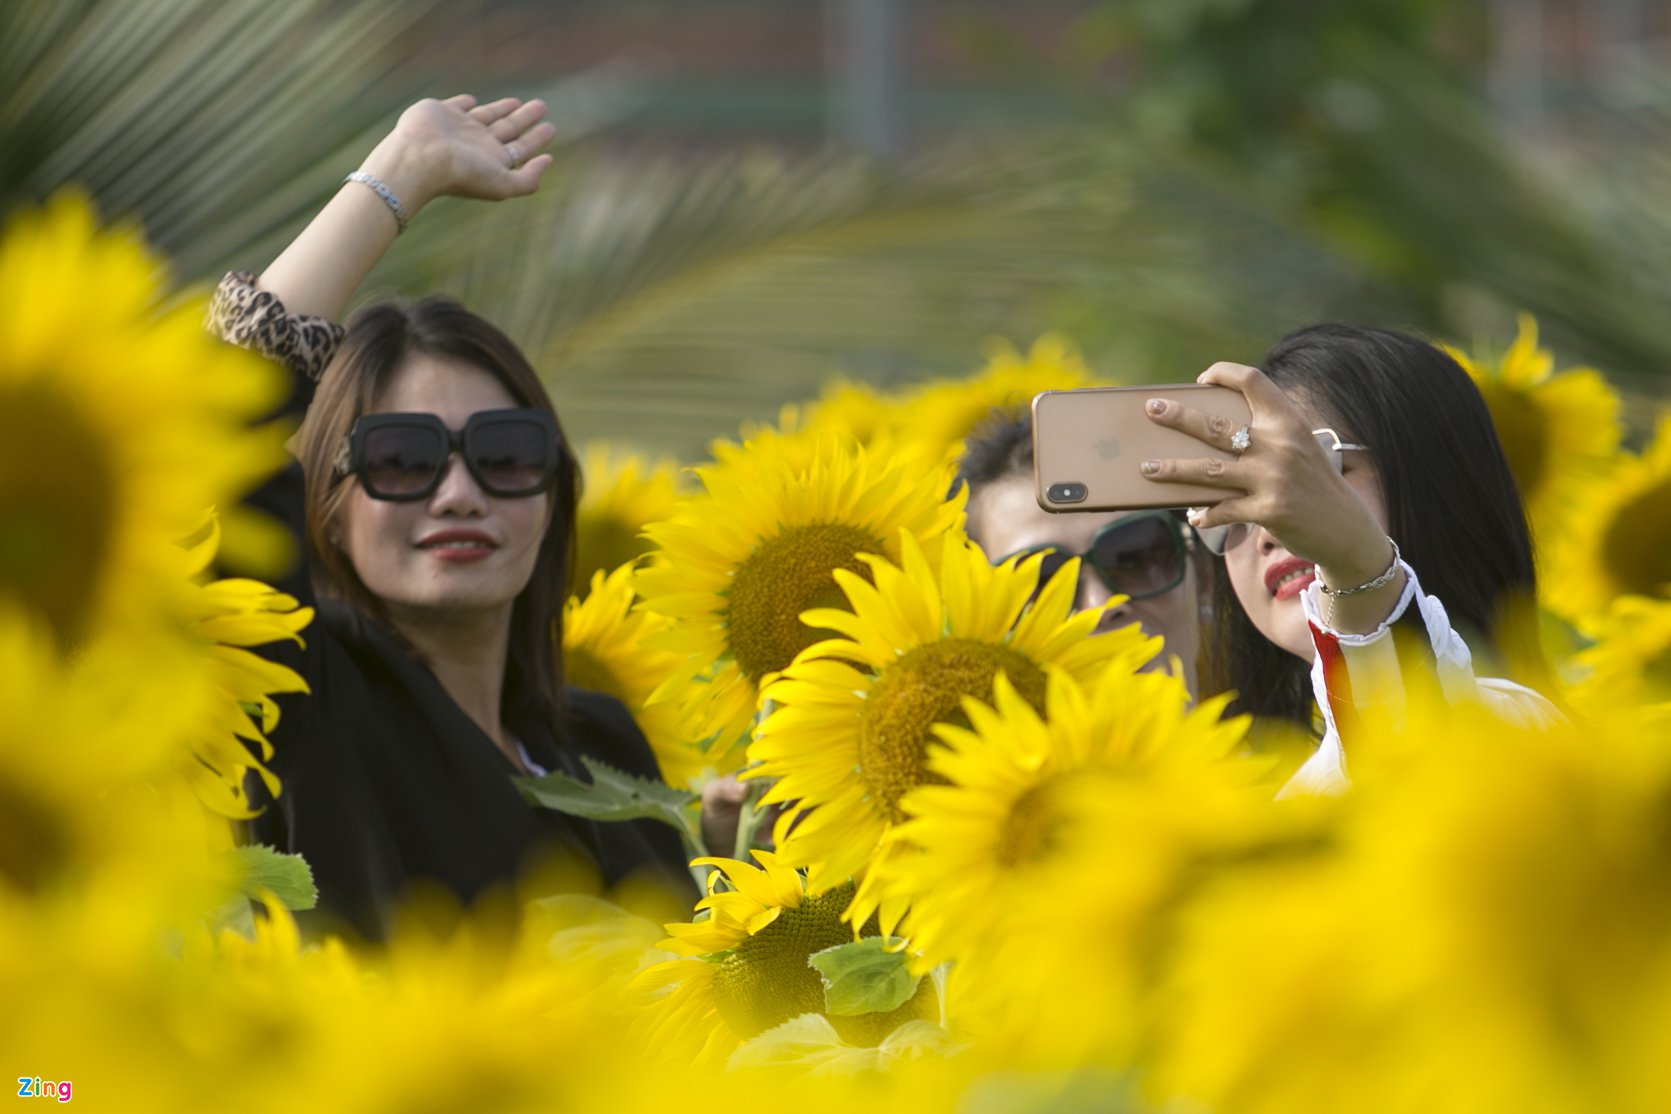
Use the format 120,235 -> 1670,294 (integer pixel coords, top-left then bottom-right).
505,143 -> 521,167
1229,425 -> 1251,454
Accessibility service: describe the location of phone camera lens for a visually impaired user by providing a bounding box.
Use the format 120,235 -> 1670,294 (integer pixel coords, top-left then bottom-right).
1048,482 -> 1088,504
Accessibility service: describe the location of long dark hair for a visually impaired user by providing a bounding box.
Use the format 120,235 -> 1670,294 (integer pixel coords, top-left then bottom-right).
291,298 -> 581,729
1203,323 -> 1540,729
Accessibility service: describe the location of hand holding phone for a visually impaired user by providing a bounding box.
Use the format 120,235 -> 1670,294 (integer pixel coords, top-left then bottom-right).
1031,384 -> 1251,512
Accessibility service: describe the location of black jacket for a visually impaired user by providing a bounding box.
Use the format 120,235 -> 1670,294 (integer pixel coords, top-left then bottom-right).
231,357 -> 690,941
244,563 -> 692,940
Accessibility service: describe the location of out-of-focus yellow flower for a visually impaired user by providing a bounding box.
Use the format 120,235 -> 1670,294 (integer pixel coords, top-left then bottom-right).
797,380 -> 897,451
0,556 -> 306,907
637,851 -> 937,1065
636,435 -> 964,754
1444,314 -> 1621,558
711,393 -> 902,478
572,442 -> 683,595
884,665 -> 1254,971
1568,594 -> 1671,718
879,664 -> 1266,1067
1152,696 -> 1671,1114
0,192 -> 286,647
887,333 -> 1098,467
1542,412 -> 1671,621
0,608 -> 223,897
709,334 -> 1097,481
749,531 -> 1159,931
564,564 -> 720,787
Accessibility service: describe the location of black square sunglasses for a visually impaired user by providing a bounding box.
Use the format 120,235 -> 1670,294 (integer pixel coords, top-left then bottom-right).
999,509 -> 1190,603
334,409 -> 560,502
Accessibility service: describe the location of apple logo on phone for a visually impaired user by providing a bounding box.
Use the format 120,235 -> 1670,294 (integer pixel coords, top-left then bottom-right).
1095,437 -> 1122,460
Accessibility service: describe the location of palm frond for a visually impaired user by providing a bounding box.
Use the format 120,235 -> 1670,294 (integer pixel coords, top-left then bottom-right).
0,0 -> 637,287
370,137 -> 1293,456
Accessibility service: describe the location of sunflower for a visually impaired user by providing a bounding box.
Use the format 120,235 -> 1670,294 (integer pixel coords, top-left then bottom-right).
564,563 -> 719,787
174,520 -> 313,819
799,380 -> 897,451
863,664 -> 1267,1066
0,536 -> 309,909
1153,694 -> 1671,1114
0,609 -> 197,893
635,435 -> 964,753
708,334 -> 1096,480
1568,594 -> 1671,718
0,192 -> 287,648
884,333 -> 1098,466
572,443 -> 683,596
710,402 -> 819,474
635,851 -> 937,1065
1443,314 -> 1621,554
881,664 -> 1256,974
748,530 -> 1160,928
707,389 -> 941,501
1541,413 -> 1671,622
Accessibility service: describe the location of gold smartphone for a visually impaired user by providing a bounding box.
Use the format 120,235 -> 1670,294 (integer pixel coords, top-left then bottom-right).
1031,384 -> 1251,511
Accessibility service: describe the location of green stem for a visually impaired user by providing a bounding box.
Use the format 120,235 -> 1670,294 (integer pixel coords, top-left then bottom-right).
730,774 -> 772,861
678,809 -> 709,893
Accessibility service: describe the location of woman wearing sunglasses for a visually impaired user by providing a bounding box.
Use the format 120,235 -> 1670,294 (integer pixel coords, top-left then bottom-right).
210,95 -> 699,938
1139,324 -> 1558,794
957,411 -> 1211,698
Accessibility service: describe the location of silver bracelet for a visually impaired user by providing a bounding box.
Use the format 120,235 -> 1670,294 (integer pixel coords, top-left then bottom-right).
1317,538 -> 1402,597
343,170 -> 408,233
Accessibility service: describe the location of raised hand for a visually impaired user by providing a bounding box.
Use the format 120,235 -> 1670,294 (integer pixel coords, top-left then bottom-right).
360,94 -> 558,213
1139,362 -> 1399,606
257,93 -> 558,322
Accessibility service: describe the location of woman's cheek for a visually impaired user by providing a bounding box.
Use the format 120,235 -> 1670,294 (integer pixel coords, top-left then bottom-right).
1224,548 -> 1263,620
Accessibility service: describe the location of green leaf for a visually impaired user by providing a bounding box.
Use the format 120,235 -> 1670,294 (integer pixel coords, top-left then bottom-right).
515,756 -> 698,826
726,1014 -> 956,1075
808,936 -> 921,1017
234,844 -> 317,910
515,757 -> 706,883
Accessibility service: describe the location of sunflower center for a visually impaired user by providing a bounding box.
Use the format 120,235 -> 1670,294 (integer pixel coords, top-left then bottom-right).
859,639 -> 1049,824
562,646 -> 624,702
0,774 -> 72,893
1600,480 -> 1671,598
708,880 -> 938,1046
724,523 -> 885,682
710,881 -> 859,1039
998,777 -> 1071,869
0,382 -> 117,647
1646,645 -> 1671,697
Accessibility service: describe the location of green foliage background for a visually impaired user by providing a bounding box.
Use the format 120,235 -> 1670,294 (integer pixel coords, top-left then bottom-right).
6,0 -> 1666,459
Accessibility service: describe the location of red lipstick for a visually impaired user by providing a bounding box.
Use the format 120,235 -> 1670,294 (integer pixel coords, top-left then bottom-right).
416,528 -> 499,562
1263,556 -> 1316,600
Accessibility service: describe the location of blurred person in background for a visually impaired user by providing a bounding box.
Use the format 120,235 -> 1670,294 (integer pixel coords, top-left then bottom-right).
956,409 -> 1213,700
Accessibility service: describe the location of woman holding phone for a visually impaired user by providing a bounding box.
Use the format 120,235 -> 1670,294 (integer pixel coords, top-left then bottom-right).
1136,324 -> 1557,793
213,95 -> 706,938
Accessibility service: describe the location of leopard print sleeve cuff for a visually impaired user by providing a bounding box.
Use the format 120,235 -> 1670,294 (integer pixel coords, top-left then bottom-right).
208,271 -> 347,382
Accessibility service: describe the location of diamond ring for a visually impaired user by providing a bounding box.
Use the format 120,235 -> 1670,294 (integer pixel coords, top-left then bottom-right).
1229,425 -> 1251,454
505,143 -> 521,167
